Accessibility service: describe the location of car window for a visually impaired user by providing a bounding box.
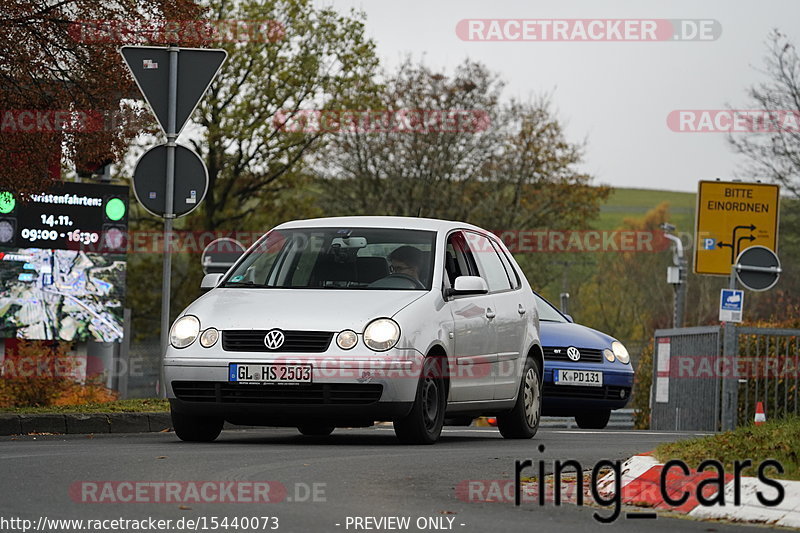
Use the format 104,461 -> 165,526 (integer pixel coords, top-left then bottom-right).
223,228 -> 436,290
465,232 -> 512,292
533,292 -> 568,322
491,240 -> 520,289
445,231 -> 479,285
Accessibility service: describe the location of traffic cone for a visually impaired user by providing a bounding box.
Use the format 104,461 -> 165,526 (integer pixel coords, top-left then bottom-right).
755,402 -> 766,425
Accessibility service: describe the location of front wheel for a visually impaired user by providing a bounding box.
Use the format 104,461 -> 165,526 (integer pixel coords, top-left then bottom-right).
171,410 -> 223,442
575,410 -> 611,429
393,356 -> 446,444
497,357 -> 541,439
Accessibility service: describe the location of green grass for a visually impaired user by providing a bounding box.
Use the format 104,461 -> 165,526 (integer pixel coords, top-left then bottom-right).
0,398 -> 169,415
655,417 -> 800,481
595,187 -> 696,232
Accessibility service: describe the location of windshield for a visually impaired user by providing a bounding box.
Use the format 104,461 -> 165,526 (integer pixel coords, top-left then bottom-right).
533,293 -> 568,323
223,227 -> 436,290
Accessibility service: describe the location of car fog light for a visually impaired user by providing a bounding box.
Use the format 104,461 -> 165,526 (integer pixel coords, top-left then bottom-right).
200,328 -> 219,348
337,330 -> 358,350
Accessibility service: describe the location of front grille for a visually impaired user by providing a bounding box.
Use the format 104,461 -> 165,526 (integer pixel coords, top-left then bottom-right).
543,383 -> 630,400
222,330 -> 333,352
172,381 -> 383,405
543,346 -> 604,363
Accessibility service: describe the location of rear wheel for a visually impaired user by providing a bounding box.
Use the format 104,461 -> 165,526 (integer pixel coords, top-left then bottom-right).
394,356 -> 446,444
575,410 -> 611,429
497,357 -> 541,439
297,425 -> 335,436
171,410 -> 223,442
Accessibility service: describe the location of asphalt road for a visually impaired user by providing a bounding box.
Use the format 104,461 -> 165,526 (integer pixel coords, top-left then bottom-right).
0,427 -> 765,533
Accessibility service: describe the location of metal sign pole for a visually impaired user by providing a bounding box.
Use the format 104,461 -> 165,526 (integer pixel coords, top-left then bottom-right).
158,46 -> 179,398
720,264 -> 738,431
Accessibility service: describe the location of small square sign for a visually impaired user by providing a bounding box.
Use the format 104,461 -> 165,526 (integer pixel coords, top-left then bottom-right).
719,289 -> 744,323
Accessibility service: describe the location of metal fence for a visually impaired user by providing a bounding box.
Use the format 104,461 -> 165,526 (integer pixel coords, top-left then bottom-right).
736,327 -> 800,427
651,325 -> 800,432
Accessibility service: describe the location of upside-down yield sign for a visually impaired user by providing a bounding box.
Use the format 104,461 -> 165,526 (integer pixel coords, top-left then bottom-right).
120,46 -> 227,136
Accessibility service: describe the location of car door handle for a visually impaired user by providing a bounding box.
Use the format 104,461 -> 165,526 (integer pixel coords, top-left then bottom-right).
518,304 -> 526,315
485,308 -> 496,319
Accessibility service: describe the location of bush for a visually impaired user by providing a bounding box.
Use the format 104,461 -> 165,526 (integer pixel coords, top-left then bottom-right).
0,341 -> 116,408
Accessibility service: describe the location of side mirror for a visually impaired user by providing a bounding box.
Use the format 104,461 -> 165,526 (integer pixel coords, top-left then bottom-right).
445,276 -> 489,297
200,273 -> 223,290
564,314 -> 574,323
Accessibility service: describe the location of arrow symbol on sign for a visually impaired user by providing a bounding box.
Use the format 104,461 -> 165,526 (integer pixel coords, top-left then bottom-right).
725,225 -> 758,264
736,234 -> 756,258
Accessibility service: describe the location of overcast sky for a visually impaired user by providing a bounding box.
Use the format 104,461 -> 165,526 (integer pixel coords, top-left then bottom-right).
316,0 -> 800,192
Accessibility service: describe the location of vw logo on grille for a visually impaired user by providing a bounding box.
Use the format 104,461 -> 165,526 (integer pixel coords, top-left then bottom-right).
264,329 -> 285,350
566,346 -> 581,361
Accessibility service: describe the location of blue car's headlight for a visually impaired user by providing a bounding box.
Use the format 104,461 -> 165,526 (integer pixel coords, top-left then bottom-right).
604,349 -> 615,362
612,341 -> 630,364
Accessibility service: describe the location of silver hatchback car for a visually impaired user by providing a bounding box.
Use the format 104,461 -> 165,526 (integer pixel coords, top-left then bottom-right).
165,217 -> 542,444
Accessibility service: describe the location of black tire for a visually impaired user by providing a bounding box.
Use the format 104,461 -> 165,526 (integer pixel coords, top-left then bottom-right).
575,410 -> 611,429
297,425 -> 335,436
171,410 -> 223,442
497,357 -> 542,439
393,356 -> 446,444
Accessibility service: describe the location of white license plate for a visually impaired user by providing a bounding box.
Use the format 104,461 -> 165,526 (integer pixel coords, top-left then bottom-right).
228,363 -> 312,384
554,369 -> 603,387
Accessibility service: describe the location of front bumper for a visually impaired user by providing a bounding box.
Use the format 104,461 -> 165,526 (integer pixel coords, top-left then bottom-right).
164,346 -> 424,425
542,363 -> 634,415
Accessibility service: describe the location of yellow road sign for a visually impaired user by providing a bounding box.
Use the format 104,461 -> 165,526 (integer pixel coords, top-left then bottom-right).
694,180 -> 780,275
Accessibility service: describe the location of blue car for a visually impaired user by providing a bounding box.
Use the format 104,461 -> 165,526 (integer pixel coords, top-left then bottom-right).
534,293 -> 634,429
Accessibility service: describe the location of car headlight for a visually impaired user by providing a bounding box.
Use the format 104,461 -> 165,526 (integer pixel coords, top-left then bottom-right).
363,318 -> 400,351
603,349 -> 615,362
336,330 -> 358,350
199,327 -> 219,348
170,315 -> 200,349
612,341 -> 630,364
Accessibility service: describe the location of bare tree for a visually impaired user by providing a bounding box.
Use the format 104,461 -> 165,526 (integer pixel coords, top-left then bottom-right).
730,29 -> 800,198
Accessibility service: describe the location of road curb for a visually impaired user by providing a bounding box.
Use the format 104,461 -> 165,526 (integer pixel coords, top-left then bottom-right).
597,454 -> 800,528
0,413 -> 172,436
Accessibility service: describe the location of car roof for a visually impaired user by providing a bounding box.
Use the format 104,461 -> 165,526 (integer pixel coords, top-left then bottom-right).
274,216 -> 488,234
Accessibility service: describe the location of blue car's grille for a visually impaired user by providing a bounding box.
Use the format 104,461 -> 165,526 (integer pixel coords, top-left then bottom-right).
543,383 -> 630,400
543,346 -> 603,363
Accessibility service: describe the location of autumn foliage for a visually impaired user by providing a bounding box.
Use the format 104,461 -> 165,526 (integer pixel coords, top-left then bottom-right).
0,0 -> 204,195
0,340 -> 116,408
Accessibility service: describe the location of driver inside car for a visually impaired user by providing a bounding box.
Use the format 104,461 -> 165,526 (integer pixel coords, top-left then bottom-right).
387,245 -> 424,283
